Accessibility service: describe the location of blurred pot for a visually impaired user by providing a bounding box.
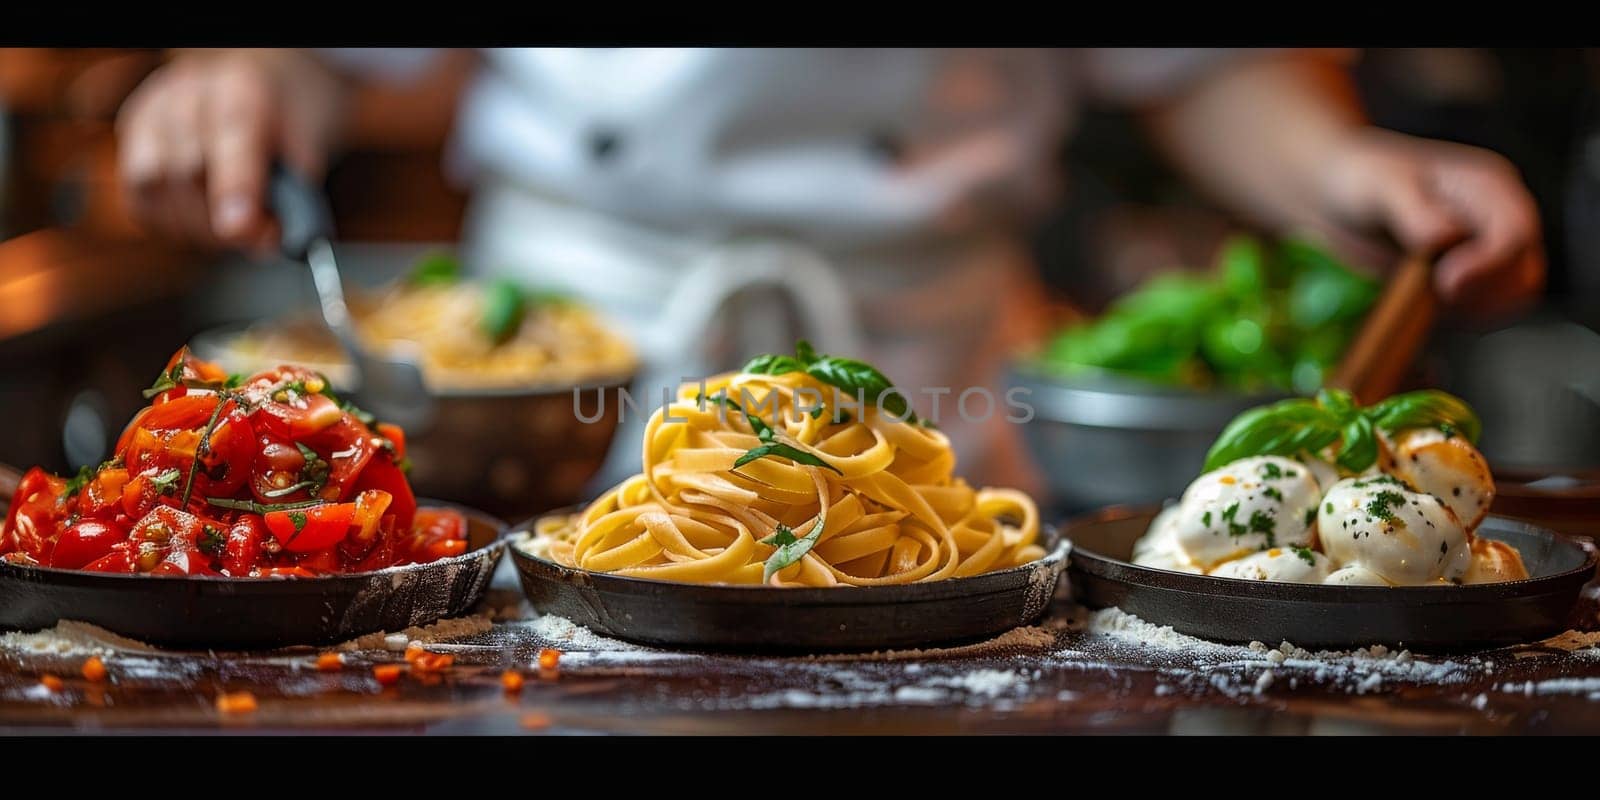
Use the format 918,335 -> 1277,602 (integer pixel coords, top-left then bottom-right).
191,324 -> 630,522
1009,363 -> 1286,514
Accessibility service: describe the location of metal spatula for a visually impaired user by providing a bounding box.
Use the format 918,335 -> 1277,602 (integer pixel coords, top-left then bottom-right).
268,166 -> 434,430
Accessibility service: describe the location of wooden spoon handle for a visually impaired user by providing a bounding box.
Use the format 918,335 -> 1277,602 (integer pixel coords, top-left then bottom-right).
1329,254 -> 1436,405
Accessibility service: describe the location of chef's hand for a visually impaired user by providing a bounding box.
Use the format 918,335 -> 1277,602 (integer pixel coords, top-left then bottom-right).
1315,128 -> 1545,321
116,49 -> 349,250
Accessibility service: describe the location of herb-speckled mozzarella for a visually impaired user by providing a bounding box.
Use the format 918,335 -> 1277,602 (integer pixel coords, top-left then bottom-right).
1132,505 -> 1203,574
1171,456 -> 1320,570
1209,547 -> 1332,583
1383,428 -> 1494,531
1317,475 -> 1472,585
1323,564 -> 1391,586
1464,538 -> 1530,584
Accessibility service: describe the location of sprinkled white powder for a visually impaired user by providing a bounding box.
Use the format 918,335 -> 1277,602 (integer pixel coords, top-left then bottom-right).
335,615 -> 494,652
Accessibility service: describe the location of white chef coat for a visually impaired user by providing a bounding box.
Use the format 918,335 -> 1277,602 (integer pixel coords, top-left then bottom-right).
320,47 -> 1278,490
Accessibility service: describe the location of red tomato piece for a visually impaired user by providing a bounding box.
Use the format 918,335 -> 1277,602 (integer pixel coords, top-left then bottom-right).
2,467 -> 69,561
352,457 -> 415,531
222,515 -> 268,577
141,392 -> 218,432
127,505 -> 203,573
253,391 -> 343,440
264,503 -> 355,553
376,422 -> 406,461
50,520 -> 129,570
81,546 -> 136,573
302,416 -> 378,501
82,468 -> 129,518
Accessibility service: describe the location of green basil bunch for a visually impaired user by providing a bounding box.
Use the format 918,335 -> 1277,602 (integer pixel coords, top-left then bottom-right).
1203,388 -> 1481,473
743,340 -> 919,423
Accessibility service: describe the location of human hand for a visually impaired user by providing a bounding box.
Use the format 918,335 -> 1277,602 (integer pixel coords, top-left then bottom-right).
1314,128 -> 1545,321
116,49 -> 349,251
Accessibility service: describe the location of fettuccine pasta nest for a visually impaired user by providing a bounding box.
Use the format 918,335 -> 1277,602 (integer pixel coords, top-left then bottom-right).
527,370 -> 1044,586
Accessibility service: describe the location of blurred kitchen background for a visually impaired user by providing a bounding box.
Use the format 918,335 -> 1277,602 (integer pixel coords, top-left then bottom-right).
3,48 -> 1599,527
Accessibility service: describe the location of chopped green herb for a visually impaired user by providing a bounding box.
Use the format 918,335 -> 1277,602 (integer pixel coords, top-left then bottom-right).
142,358 -> 186,399
224,373 -> 245,390
1290,545 -> 1316,567
396,456 -> 413,475
1262,487 -> 1283,502
149,468 -> 182,496
197,525 -> 226,557
205,497 -> 322,514
1260,461 -> 1284,480
809,405 -> 826,420
1201,510 -> 1212,528
1222,502 -> 1246,536
1325,501 -> 1334,514
181,391 -> 237,507
1305,507 -> 1317,526
1365,490 -> 1406,523
340,399 -> 377,427
61,464 -> 94,501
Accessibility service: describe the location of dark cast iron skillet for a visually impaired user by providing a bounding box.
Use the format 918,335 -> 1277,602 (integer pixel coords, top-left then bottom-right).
507,507 -> 1070,653
1066,506 -> 1598,652
0,466 -> 506,650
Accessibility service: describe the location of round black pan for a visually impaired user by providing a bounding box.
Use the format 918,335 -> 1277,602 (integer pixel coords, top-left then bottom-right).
1066,506 -> 1598,652
506,508 -> 1069,653
0,479 -> 506,650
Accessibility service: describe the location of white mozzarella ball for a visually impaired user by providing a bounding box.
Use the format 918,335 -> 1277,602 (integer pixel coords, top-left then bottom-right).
1132,505 -> 1203,574
1323,565 -> 1392,586
1383,428 -> 1494,531
1318,475 -> 1472,585
1209,546 -> 1332,583
1172,456 -> 1320,570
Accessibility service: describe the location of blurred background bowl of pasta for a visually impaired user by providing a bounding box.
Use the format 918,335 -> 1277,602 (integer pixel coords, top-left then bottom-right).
190,247 -> 637,521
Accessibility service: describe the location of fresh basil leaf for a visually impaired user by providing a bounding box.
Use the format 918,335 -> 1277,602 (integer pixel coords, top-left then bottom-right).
480,278 -> 527,345
743,354 -> 805,375
1366,390 -> 1482,444
224,373 -> 245,390
1203,398 -> 1341,472
205,497 -> 322,514
761,511 -> 825,583
1315,387 -> 1358,421
732,443 -> 843,475
1336,413 -> 1378,473
409,252 -> 460,286
744,412 -> 775,442
795,339 -> 820,364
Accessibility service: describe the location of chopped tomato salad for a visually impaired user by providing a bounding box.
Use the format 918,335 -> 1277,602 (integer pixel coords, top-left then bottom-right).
0,348 -> 469,577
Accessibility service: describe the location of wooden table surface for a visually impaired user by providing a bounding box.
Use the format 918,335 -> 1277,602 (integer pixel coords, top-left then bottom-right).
5,558 -> 1600,736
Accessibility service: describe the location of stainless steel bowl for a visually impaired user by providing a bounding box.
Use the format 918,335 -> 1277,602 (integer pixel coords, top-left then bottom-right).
1009,363 -> 1287,513
190,324 -> 631,522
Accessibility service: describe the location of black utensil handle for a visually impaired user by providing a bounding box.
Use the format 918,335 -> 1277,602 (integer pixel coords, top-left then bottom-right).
268,163 -> 333,261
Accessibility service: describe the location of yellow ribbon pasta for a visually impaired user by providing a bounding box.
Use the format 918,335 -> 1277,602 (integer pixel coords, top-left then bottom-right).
532,370 -> 1044,586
